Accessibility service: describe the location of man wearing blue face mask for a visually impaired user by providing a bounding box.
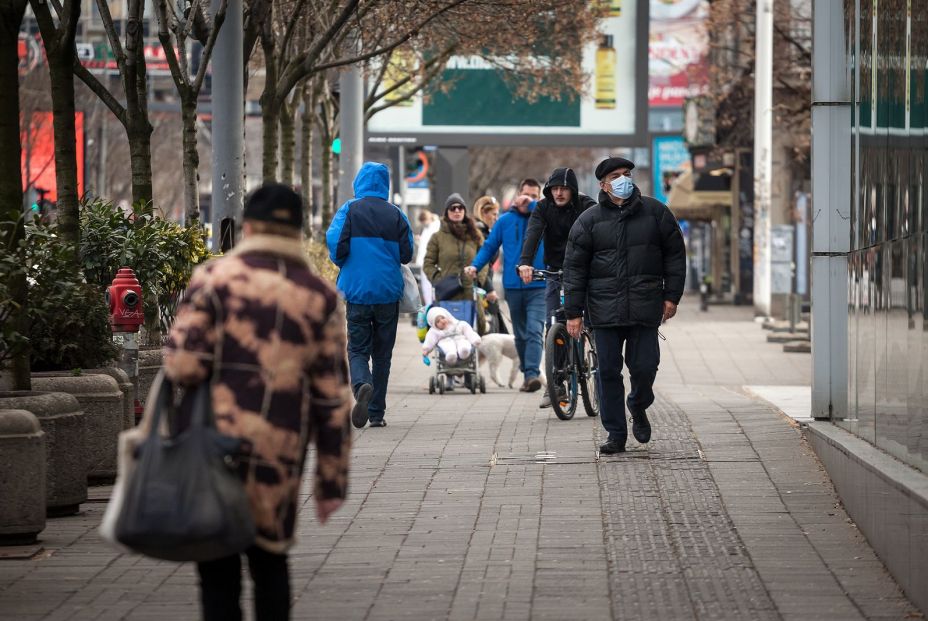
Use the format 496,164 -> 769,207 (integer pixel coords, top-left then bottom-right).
562,156 -> 686,455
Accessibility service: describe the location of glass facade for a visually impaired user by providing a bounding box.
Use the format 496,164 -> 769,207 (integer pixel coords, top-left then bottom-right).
845,0 -> 928,473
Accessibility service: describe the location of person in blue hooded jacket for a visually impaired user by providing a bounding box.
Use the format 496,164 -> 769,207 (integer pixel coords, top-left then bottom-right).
465,194 -> 546,392
326,162 -> 413,429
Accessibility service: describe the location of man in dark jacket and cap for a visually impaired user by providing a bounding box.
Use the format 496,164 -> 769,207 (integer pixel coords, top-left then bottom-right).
517,167 -> 597,408
562,156 -> 686,454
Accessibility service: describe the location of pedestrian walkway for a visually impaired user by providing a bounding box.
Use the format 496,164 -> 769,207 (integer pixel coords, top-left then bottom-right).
0,301 -> 921,620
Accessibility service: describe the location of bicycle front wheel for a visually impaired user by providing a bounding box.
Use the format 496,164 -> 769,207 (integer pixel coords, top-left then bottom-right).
579,330 -> 600,417
545,323 -> 578,420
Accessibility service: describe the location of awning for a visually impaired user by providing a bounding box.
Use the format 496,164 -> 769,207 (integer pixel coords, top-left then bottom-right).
666,170 -> 731,220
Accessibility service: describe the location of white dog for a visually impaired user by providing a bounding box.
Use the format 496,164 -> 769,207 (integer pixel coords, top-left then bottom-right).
477,333 -> 547,389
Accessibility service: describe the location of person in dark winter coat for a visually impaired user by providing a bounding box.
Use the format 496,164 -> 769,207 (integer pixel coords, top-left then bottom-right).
517,167 -> 597,408
562,156 -> 686,455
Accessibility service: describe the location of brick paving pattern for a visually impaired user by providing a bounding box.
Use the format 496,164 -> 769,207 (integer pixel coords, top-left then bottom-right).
0,300 -> 920,620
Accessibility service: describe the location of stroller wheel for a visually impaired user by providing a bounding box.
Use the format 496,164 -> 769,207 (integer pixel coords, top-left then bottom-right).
429,376 -> 436,394
467,374 -> 476,394
479,375 -> 486,394
437,374 -> 445,395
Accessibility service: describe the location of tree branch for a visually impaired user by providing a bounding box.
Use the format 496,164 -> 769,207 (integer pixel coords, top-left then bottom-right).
73,59 -> 128,125
192,0 -> 228,94
93,0 -> 126,73
153,0 -> 190,94
280,0 -> 306,61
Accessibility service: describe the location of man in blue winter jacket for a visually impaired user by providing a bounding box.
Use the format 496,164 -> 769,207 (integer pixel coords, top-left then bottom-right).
465,195 -> 546,392
326,162 -> 413,428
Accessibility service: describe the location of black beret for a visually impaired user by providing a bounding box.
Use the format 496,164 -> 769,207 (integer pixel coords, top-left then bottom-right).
594,156 -> 635,180
243,183 -> 303,229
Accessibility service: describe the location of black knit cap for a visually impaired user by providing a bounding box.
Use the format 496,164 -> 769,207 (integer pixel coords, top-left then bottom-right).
594,156 -> 635,180
243,183 -> 303,229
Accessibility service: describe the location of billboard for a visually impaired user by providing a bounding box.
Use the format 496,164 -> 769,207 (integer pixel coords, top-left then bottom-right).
367,0 -> 648,147
651,135 -> 690,204
648,0 -> 709,108
21,112 -> 85,202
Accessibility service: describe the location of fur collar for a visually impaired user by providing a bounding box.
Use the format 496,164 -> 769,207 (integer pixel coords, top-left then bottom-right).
229,234 -> 310,266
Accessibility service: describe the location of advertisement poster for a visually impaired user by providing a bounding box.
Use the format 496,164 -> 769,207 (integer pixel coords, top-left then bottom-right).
20,112 -> 85,202
651,136 -> 690,204
367,0 -> 645,144
648,0 -> 709,107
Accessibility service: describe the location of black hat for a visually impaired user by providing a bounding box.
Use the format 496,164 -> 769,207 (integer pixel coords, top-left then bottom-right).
443,192 -> 467,213
594,156 -> 635,180
243,183 -> 303,229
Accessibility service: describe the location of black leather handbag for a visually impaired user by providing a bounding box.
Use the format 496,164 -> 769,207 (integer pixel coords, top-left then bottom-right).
115,372 -> 256,562
433,274 -> 463,300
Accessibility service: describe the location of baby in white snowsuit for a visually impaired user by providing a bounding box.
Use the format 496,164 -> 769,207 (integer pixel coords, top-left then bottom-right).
422,306 -> 481,365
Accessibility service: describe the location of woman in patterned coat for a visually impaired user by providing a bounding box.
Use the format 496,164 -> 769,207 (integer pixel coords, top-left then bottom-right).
163,184 -> 352,620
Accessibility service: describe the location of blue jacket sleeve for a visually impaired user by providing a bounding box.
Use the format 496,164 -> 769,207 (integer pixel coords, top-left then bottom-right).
326,202 -> 351,266
398,209 -> 413,264
472,218 -> 503,271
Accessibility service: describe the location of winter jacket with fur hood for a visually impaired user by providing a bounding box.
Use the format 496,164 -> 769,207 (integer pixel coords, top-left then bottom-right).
163,234 -> 352,553
519,167 -> 597,270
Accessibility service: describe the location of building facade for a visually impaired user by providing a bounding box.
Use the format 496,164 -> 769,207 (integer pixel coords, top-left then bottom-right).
810,0 -> 927,611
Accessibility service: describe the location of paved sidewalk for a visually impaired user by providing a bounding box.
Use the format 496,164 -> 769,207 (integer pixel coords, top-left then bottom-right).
0,301 -> 921,620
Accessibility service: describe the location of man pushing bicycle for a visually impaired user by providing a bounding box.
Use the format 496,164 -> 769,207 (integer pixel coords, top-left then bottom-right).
562,157 -> 686,455
516,167 -> 597,409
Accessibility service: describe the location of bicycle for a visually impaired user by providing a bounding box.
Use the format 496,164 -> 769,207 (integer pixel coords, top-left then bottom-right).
532,269 -> 600,421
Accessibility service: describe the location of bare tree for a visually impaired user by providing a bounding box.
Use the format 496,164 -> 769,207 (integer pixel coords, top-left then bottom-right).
153,0 -> 229,222
0,0 -> 30,389
73,0 -> 155,208
29,0 -> 81,250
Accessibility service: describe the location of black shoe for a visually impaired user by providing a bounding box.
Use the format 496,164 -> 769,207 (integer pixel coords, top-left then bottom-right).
599,439 -> 626,455
352,383 -> 373,429
369,419 -> 387,428
628,406 -> 651,444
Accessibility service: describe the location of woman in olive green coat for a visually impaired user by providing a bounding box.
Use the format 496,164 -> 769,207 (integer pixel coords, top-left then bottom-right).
424,193 -> 488,332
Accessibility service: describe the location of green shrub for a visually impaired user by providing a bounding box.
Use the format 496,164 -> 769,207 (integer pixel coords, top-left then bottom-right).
24,223 -> 117,372
80,199 -> 211,342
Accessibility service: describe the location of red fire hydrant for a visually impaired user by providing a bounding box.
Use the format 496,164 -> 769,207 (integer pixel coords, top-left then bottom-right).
106,268 -> 145,424
106,267 -> 144,333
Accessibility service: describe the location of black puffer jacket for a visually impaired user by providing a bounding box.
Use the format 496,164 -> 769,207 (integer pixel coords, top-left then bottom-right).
563,188 -> 686,328
519,168 -> 597,270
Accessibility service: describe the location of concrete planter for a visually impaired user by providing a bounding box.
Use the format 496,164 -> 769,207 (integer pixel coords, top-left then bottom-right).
0,392 -> 86,516
32,374 -> 123,484
138,348 -> 163,408
0,410 -> 46,543
86,367 -> 135,430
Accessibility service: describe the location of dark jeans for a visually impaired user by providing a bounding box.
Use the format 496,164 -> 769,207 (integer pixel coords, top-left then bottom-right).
198,546 -> 290,621
505,287 -> 546,379
347,302 -> 399,421
593,326 -> 660,444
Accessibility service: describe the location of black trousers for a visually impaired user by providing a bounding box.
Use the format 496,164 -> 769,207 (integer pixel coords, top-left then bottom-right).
197,545 -> 290,621
593,326 -> 660,444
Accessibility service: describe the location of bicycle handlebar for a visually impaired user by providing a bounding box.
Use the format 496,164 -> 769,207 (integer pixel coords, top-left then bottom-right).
531,268 -> 562,282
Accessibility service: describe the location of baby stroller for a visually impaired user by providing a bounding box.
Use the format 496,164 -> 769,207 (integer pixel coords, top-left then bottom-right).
425,295 -> 487,395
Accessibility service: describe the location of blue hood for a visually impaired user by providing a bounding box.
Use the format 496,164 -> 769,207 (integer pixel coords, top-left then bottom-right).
353,162 -> 390,200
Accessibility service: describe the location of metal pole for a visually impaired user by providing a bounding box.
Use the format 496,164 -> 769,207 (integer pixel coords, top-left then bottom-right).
337,65 -> 364,205
752,0 -> 774,316
210,0 -> 244,252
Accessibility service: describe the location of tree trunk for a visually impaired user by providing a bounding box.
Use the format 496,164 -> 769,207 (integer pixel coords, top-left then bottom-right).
0,8 -> 30,390
300,81 -> 315,236
320,137 -> 333,229
279,99 -> 296,186
128,120 -> 154,208
47,56 -> 80,254
181,97 -> 200,223
262,101 -> 280,183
